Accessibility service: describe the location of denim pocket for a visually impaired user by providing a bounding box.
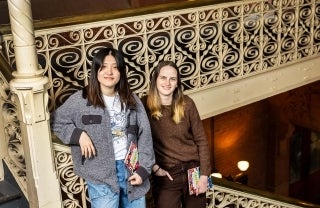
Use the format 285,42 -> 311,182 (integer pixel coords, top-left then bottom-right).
87,182 -> 113,200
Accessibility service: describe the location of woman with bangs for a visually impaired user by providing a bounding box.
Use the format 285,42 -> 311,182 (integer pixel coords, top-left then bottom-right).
51,47 -> 155,208
142,60 -> 211,208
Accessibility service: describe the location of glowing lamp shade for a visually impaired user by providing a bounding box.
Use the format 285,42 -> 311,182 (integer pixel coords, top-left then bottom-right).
211,173 -> 222,178
237,161 -> 249,171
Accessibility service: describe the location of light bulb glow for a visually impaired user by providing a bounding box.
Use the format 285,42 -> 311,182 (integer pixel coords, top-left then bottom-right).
237,161 -> 249,171
211,173 -> 222,178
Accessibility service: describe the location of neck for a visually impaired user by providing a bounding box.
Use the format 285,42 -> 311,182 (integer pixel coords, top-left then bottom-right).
160,95 -> 172,105
101,88 -> 116,97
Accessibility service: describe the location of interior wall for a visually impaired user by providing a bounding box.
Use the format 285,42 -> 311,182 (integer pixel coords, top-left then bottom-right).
212,100 -> 270,190
268,80 -> 320,204
203,80 -> 320,204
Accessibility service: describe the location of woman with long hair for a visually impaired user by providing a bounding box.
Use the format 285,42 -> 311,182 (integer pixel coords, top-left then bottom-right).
51,47 -> 155,208
142,60 -> 211,208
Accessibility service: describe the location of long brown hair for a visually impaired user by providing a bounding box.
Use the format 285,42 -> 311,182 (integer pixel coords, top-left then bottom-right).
147,61 -> 185,124
83,47 -> 136,109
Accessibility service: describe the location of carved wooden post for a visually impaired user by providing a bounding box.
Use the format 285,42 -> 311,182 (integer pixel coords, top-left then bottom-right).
7,0 -> 62,207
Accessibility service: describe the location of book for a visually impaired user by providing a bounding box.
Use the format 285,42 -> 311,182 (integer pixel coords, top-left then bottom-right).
187,166 -> 200,195
187,166 -> 214,195
124,141 -> 139,174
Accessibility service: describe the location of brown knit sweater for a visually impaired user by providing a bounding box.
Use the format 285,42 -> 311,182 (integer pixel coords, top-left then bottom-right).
142,95 -> 211,176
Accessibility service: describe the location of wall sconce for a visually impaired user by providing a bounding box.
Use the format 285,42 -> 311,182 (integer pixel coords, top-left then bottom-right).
237,160 -> 249,171
226,160 -> 249,185
211,172 -> 223,178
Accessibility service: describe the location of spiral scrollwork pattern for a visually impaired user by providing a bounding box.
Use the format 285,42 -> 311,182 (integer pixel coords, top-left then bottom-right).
1,0 -> 320,207
206,185 -> 303,208
53,144 -> 90,208
2,0 -> 319,110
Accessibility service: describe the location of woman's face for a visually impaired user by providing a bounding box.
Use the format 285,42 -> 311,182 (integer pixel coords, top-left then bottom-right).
97,55 -> 120,96
156,65 -> 178,99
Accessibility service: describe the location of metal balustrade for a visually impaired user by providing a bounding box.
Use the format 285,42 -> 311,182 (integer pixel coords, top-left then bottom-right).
0,0 -> 320,207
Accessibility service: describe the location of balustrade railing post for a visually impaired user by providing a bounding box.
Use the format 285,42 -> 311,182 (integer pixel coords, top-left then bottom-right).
0,77 -> 7,182
7,0 -> 62,207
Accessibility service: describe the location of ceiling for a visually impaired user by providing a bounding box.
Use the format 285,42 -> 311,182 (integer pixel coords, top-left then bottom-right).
0,0 -> 131,25
0,0 -> 187,26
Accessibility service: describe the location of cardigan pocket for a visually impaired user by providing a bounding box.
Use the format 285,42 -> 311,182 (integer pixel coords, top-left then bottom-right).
127,125 -> 138,135
82,115 -> 102,125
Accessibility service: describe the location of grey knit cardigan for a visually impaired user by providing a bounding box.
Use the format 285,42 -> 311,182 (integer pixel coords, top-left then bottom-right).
50,90 -> 155,201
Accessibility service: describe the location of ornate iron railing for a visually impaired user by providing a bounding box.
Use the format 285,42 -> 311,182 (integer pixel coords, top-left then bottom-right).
53,139 -> 320,208
0,0 -> 320,207
53,142 -> 88,208
207,178 -> 319,208
2,0 -> 320,112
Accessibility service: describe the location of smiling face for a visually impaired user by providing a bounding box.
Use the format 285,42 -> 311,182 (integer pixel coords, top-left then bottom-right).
97,55 -> 120,96
156,65 -> 178,104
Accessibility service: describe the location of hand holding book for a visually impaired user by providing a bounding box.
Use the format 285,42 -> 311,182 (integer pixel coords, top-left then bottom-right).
124,141 -> 139,174
187,167 -> 213,195
187,167 -> 200,195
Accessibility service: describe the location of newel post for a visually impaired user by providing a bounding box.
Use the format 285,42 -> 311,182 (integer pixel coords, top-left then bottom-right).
7,0 -> 62,207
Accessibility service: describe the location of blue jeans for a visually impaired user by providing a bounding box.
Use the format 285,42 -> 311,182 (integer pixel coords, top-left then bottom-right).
87,160 -> 146,208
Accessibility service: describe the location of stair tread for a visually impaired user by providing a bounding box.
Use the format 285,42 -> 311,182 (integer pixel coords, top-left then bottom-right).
0,180 -> 21,204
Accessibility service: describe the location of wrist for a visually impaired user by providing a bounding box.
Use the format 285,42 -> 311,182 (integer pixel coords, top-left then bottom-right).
153,165 -> 161,173
152,164 -> 159,172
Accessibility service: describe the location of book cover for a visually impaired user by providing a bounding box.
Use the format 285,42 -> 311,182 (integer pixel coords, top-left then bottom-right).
187,166 -> 200,195
124,141 -> 139,174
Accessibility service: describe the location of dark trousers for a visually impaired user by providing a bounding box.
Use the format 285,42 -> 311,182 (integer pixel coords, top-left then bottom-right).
153,162 -> 206,208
